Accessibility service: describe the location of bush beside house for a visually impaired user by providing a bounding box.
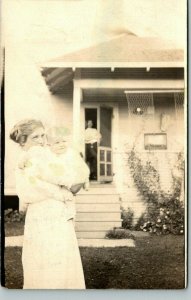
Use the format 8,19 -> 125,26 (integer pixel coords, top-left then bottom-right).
122,149 -> 185,235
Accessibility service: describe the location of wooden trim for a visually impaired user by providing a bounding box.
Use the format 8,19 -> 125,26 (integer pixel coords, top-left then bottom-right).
49,71 -> 73,91
98,146 -> 113,182
41,67 -> 57,77
45,68 -> 70,84
73,84 -> 82,144
124,89 -> 184,94
40,62 -> 184,69
74,69 -> 81,80
112,104 -> 120,186
75,79 -> 184,89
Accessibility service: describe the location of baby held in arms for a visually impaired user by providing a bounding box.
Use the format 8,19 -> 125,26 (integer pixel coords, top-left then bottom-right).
45,126 -> 90,194
18,126 -> 90,219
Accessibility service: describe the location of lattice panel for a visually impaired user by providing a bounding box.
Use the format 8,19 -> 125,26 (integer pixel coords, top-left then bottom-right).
174,92 -> 184,121
125,93 -> 154,118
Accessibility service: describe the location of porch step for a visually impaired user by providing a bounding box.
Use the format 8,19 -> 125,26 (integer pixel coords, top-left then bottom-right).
76,194 -> 119,204
76,212 -> 121,222
75,221 -> 122,232
76,203 -> 120,212
88,183 -> 116,188
78,188 -> 117,195
75,185 -> 122,238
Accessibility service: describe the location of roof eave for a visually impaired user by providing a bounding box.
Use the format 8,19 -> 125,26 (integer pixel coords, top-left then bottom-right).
40,61 -> 184,69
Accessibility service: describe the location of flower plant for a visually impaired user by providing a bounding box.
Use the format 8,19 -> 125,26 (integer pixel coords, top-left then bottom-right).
127,150 -> 184,235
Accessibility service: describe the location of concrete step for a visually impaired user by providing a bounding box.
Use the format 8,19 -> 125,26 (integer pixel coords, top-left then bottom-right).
76,212 -> 121,222
75,221 -> 122,231
76,231 -> 107,239
76,203 -> 121,212
76,194 -> 119,204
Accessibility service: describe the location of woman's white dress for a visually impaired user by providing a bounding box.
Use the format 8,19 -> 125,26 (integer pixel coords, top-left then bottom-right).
16,149 -> 86,289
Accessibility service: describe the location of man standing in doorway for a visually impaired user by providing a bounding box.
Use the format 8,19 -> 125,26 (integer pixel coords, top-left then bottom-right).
85,120 -> 102,180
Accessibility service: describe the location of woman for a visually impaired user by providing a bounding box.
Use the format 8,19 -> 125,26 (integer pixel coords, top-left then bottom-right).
10,119 -> 85,289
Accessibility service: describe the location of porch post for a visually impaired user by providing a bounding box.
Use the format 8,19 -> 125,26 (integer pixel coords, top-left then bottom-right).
72,82 -> 82,145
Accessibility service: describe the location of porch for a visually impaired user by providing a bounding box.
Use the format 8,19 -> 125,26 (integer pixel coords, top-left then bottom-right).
39,34 -> 185,237
40,66 -> 184,237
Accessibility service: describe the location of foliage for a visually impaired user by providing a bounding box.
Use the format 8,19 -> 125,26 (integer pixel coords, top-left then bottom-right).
133,213 -> 147,231
4,209 -> 26,223
127,149 -> 184,235
128,150 -> 161,206
121,207 -> 134,230
105,228 -> 135,240
140,198 -> 184,235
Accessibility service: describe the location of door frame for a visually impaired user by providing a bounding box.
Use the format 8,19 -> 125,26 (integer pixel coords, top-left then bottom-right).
82,101 -> 119,183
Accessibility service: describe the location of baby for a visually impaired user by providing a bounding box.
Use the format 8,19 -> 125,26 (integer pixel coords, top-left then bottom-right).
18,126 -> 90,220
45,126 -> 90,193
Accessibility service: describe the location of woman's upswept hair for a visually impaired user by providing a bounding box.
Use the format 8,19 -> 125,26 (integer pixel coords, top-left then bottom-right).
10,119 -> 44,145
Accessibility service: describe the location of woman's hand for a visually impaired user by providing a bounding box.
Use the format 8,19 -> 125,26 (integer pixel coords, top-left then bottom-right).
70,183 -> 83,195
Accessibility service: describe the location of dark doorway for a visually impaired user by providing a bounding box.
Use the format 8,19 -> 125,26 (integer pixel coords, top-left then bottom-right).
85,108 -> 98,180
85,108 -> 97,129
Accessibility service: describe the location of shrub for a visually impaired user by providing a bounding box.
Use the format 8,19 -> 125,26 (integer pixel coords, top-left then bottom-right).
133,213 -> 147,231
4,209 -> 26,223
121,207 -> 134,230
140,198 -> 184,235
127,149 -> 185,235
105,228 -> 135,240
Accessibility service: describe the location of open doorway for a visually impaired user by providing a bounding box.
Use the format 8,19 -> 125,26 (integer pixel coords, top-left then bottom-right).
85,108 -> 97,129
84,107 -> 113,183
85,108 -> 98,180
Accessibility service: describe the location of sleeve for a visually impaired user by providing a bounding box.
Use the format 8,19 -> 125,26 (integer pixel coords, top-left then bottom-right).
96,129 -> 102,142
25,178 -> 65,204
17,151 -> 31,170
16,168 -> 66,212
35,161 -> 73,188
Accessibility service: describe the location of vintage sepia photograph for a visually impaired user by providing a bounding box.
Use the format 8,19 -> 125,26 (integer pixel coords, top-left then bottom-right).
2,0 -> 187,290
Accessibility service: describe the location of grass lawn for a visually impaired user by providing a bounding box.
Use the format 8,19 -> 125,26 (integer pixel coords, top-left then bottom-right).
5,222 -> 25,237
3,235 -> 185,289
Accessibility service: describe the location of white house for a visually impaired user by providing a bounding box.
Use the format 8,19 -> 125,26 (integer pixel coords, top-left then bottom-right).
5,33 -> 185,238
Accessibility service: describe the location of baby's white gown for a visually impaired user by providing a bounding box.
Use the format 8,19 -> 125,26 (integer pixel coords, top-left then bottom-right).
16,147 -> 87,289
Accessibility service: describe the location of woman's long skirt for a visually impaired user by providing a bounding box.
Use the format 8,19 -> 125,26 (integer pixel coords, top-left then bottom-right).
22,199 -> 85,289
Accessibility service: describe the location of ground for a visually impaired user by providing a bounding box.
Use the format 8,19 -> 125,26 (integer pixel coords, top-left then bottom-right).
5,222 -> 24,237
3,234 -> 185,289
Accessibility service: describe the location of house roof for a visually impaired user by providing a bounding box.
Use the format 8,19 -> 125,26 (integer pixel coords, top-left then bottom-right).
42,34 -> 184,68
41,34 -> 184,93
